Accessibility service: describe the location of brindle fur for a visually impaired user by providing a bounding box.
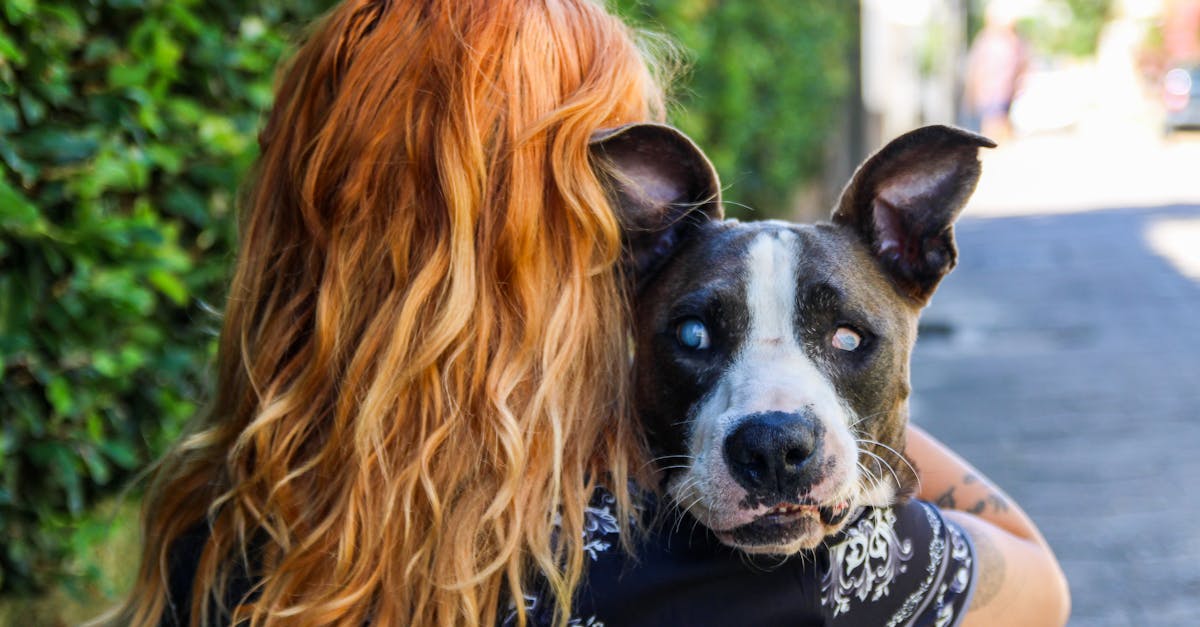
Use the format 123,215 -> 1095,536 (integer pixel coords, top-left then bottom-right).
591,123 -> 993,549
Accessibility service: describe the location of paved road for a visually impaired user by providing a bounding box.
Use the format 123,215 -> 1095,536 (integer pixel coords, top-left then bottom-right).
910,203 -> 1200,626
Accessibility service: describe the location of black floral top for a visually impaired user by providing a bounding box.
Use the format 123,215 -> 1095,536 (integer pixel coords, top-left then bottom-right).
166,490 -> 976,626
503,489 -> 977,627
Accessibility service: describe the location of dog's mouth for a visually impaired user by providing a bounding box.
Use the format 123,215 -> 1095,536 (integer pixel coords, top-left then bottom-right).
713,500 -> 853,552
757,500 -> 852,525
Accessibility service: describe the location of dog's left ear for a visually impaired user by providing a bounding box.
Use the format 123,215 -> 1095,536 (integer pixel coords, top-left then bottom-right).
590,123 -> 723,286
833,125 -> 995,304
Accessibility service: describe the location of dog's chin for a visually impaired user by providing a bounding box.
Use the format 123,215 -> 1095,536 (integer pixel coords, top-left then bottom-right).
712,501 -> 856,555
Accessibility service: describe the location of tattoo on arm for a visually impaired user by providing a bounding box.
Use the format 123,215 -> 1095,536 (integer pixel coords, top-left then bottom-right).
935,486 -> 956,509
936,472 -> 1013,516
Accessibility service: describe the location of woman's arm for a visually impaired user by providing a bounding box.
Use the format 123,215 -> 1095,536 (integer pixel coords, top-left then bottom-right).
905,424 -> 1071,627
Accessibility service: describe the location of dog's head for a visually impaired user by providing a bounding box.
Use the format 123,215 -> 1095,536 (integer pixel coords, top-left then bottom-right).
591,124 -> 994,554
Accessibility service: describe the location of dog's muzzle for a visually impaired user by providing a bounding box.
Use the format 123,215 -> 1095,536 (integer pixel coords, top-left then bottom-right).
723,410 -> 825,502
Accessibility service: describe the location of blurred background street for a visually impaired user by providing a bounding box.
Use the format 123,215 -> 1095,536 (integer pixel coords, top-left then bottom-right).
899,2 -> 1200,624
914,142 -> 1200,624
3,0 -> 1199,624
913,199 -> 1200,625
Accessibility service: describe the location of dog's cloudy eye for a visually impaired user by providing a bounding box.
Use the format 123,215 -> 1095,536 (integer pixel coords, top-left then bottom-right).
676,318 -> 711,350
832,327 -> 861,351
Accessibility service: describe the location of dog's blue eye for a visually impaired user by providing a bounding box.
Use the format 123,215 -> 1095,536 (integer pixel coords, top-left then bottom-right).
676,318 -> 711,350
832,327 -> 861,351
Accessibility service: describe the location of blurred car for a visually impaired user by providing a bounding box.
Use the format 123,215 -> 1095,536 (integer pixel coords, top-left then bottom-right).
1163,66 -> 1200,133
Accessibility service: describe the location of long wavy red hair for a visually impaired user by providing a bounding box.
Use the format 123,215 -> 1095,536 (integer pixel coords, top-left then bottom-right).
109,1 -> 671,624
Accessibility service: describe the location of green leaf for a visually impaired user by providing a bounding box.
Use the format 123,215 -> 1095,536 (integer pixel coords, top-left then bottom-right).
149,269 -> 189,305
145,143 -> 184,174
0,136 -> 39,182
0,178 -> 43,232
2,0 -> 36,25
45,376 -> 74,417
79,446 -> 111,486
99,439 -> 138,469
163,185 -> 209,226
85,412 -> 104,443
151,29 -> 183,72
15,127 -> 99,164
0,32 -> 25,65
92,351 -> 119,378
18,91 -> 46,126
0,98 -> 18,132
49,445 -> 84,515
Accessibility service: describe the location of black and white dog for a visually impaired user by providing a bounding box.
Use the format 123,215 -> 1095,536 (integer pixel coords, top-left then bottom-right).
591,123 -> 993,555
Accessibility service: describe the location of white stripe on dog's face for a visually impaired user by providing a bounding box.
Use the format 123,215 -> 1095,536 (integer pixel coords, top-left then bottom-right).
740,230 -> 845,415
667,229 -> 861,543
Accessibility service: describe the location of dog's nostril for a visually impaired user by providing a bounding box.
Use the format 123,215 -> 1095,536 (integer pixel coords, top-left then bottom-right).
728,448 -> 770,487
784,447 -> 807,467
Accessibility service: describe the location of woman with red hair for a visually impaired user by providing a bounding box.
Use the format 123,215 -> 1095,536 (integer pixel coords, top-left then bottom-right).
106,1 -> 1067,626
112,1 -> 663,624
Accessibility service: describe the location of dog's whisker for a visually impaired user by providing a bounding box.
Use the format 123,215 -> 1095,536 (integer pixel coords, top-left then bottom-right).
859,448 -> 902,493
679,490 -> 704,515
846,414 -> 870,430
857,438 -> 923,493
855,460 -> 886,503
687,507 -> 706,544
855,460 -> 877,487
673,493 -> 706,536
854,461 -> 870,495
846,409 -> 891,432
648,453 -> 696,463
639,453 -> 696,472
859,448 -> 899,489
719,198 -> 759,214
666,477 -> 703,533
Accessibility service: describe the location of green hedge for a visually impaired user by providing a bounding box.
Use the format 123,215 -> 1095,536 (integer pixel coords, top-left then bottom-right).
0,0 -> 336,594
0,0 -> 853,599
617,0 -> 856,216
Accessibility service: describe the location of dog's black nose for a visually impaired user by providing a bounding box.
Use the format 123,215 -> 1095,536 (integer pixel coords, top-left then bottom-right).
723,411 -> 822,498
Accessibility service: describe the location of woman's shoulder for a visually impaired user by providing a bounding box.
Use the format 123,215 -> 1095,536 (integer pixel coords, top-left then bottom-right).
521,489 -> 977,627
167,493 -> 975,626
161,522 -> 259,627
161,522 -> 208,626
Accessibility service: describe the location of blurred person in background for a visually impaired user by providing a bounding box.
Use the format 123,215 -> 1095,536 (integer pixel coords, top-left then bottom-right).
965,1 -> 1030,141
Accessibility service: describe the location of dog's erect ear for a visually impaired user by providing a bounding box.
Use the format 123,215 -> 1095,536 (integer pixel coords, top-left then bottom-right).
590,123 -> 722,284
833,125 -> 995,303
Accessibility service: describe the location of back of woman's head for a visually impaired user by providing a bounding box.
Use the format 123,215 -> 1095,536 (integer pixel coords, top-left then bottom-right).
115,1 -> 670,625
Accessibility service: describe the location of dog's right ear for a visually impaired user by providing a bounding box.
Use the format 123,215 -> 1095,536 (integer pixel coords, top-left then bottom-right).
589,123 -> 722,285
